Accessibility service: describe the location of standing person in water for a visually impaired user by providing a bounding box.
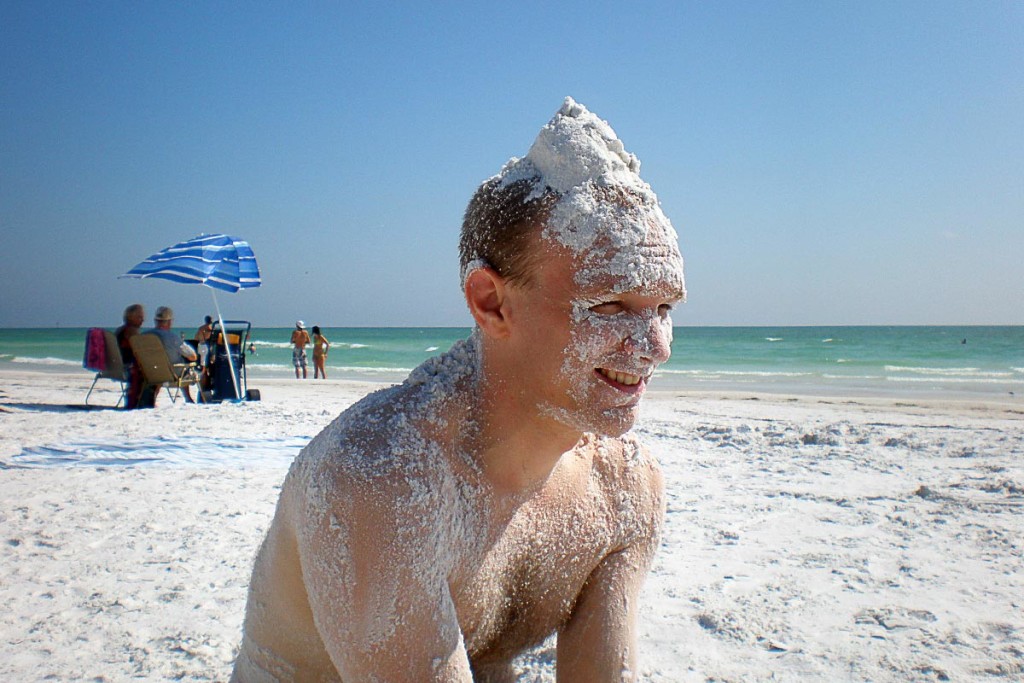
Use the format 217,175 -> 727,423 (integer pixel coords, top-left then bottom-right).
290,320 -> 311,379
311,325 -> 331,379
233,98 -> 686,681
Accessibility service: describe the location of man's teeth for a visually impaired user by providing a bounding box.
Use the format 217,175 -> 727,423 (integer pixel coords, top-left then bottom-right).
598,368 -> 643,386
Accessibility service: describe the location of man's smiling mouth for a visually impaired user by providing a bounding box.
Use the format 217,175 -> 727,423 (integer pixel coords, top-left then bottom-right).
595,367 -> 649,389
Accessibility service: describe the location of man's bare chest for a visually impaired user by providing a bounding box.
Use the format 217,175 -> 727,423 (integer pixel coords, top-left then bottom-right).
451,491 -> 618,659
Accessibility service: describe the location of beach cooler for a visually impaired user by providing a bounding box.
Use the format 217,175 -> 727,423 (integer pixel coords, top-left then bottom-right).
209,320 -> 259,402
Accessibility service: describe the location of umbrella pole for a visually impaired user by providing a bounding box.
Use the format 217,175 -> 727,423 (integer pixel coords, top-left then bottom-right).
210,289 -> 241,401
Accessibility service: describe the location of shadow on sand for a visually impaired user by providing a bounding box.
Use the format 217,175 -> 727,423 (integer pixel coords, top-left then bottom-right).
0,402 -> 122,414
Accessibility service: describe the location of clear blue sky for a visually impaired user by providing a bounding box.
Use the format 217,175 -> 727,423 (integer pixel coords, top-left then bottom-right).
2,1 -> 1021,327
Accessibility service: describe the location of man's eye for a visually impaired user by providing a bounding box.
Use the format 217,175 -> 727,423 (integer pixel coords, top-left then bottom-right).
590,302 -> 624,315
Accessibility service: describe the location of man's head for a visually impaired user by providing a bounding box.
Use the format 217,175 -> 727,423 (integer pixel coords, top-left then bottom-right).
463,98 -> 686,437
123,303 -> 145,328
460,177 -> 556,288
154,306 -> 174,329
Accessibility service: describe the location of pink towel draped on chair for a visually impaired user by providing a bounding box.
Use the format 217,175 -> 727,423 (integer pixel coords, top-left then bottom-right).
84,327 -> 107,372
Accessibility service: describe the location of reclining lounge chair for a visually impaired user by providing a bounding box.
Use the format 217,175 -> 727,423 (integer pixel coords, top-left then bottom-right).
129,333 -> 201,405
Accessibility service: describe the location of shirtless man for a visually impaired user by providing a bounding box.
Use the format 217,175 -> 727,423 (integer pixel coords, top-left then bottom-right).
232,97 -> 686,682
291,321 -> 311,379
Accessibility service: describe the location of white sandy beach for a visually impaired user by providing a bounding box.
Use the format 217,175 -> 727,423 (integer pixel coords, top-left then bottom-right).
0,369 -> 1021,681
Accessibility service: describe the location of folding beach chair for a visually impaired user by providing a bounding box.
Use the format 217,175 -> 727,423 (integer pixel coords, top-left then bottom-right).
129,334 -> 201,404
84,329 -> 128,407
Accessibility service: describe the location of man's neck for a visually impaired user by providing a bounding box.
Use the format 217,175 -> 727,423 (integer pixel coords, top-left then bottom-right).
467,370 -> 583,496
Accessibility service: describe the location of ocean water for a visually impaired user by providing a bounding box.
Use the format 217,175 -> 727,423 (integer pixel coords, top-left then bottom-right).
1,326 -> 1021,399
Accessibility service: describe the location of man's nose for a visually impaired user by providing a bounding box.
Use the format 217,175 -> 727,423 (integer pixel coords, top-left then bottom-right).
624,315 -> 672,364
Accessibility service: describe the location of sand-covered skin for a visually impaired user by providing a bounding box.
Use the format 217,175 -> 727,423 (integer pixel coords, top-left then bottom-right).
1,370 -> 1022,681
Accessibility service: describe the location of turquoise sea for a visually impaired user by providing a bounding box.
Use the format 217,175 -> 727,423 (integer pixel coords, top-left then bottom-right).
1,326 -> 1021,399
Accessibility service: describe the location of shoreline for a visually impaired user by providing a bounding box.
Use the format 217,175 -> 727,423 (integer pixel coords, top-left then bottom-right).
3,364 -> 1022,409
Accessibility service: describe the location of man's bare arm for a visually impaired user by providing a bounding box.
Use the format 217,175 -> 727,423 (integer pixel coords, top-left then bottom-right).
556,457 -> 665,682
297,477 -> 474,681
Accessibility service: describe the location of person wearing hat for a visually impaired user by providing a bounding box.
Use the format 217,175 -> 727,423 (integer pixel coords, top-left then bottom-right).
290,320 -> 311,379
139,306 -> 199,406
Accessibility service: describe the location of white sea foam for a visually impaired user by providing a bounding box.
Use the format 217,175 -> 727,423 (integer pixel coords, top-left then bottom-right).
247,362 -> 411,375
330,365 -> 414,375
765,337 -> 783,342
656,369 -> 814,378
886,376 -> 1018,385
884,366 -> 1013,378
11,356 -> 80,367
249,339 -> 374,351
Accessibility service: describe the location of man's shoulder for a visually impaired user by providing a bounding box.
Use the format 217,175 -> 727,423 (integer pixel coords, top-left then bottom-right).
573,433 -> 664,537
579,432 -> 661,482
293,382 -> 455,488
286,388 -> 470,549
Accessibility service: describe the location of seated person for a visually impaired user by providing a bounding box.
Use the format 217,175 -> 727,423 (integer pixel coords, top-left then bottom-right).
139,306 -> 199,407
116,303 -> 145,410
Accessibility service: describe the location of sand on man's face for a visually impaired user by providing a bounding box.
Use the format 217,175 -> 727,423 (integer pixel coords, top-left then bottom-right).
1,370 -> 1022,681
481,98 -> 686,438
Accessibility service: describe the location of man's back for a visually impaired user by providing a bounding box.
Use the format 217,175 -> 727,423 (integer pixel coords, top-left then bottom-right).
146,328 -> 188,364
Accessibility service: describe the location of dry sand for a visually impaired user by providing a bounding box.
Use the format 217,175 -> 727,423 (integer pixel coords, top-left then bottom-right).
1,370 -> 1021,681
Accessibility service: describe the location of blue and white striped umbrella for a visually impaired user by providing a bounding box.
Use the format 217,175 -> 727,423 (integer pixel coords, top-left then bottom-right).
121,233 -> 261,293
121,233 -> 261,401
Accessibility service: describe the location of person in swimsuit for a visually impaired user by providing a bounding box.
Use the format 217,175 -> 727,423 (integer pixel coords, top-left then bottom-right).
312,325 -> 331,379
290,321 -> 311,379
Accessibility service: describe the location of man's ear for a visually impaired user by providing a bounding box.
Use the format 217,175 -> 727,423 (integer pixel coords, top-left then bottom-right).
464,267 -> 512,339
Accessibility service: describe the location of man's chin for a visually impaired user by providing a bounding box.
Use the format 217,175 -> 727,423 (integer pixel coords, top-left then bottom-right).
587,405 -> 640,438
540,401 -> 639,438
